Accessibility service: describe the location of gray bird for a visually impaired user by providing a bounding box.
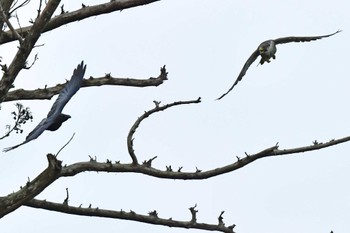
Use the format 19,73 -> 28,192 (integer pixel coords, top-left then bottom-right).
3,61 -> 87,152
217,30 -> 341,100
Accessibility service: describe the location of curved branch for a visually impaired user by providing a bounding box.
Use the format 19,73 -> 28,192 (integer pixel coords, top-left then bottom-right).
60,135 -> 350,179
24,199 -> 235,233
127,97 -> 201,164
0,0 -> 161,45
3,65 -> 168,102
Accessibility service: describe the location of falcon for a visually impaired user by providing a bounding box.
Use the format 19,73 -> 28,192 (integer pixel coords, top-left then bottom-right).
3,61 -> 87,152
217,30 -> 341,100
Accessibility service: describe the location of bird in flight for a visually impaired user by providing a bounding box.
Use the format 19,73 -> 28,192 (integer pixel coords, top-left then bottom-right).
3,61 -> 87,152
217,30 -> 341,100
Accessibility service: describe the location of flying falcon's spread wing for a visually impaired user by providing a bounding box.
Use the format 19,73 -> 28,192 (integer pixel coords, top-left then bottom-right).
217,49 -> 259,100
274,30 -> 341,45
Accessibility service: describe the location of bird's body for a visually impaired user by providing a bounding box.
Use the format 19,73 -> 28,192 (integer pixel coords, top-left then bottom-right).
217,30 -> 341,100
3,61 -> 87,152
258,40 -> 277,65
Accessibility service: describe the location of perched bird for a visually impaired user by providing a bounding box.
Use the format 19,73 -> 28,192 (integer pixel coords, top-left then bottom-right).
3,61 -> 87,152
217,30 -> 341,100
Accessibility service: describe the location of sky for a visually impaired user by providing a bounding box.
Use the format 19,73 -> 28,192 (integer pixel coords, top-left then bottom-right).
1,0 -> 350,233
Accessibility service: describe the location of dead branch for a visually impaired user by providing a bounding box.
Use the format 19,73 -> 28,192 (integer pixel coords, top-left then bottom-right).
0,0 -> 13,40
0,0 -> 61,103
24,199 -> 235,233
0,2 -> 23,43
0,154 -> 62,218
127,97 -> 201,164
0,0 -> 161,45
60,135 -> 350,180
3,66 -> 168,102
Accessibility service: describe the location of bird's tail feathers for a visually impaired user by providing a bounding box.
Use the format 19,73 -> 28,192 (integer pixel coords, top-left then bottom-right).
3,142 -> 26,152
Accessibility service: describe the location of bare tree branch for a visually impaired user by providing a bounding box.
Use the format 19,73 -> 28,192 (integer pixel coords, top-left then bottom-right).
0,0 -> 14,41
127,97 -> 201,164
3,65 -> 168,102
8,0 -> 30,16
24,199 -> 235,233
1,123 -> 349,225
60,135 -> 350,180
0,154 -> 61,218
0,2 -> 23,43
0,1 -> 346,232
0,0 -> 161,45
0,0 -> 61,103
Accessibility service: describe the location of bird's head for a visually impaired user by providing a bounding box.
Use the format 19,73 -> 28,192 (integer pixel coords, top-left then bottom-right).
258,41 -> 272,55
258,47 -> 265,54
60,114 -> 71,123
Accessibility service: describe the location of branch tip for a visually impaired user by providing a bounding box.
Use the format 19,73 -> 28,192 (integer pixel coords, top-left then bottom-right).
218,211 -> 225,226
63,188 -> 69,205
142,156 -> 157,167
189,204 -> 198,222
148,210 -> 158,217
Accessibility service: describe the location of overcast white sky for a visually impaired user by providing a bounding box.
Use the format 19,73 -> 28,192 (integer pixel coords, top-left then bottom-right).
1,1 -> 350,232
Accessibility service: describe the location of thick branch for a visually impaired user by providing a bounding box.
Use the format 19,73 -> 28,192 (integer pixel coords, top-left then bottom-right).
0,0 -> 161,45
0,0 -> 61,103
3,66 -> 168,102
60,135 -> 350,180
0,154 -> 61,218
24,199 -> 235,233
127,97 -> 201,164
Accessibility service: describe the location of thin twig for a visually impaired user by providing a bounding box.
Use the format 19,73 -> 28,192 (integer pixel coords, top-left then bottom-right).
56,133 -> 75,157
0,103 -> 32,140
36,0 -> 43,19
9,0 -> 30,15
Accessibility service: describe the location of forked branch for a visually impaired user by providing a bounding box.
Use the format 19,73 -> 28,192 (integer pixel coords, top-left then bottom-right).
0,154 -> 61,218
0,0 -> 61,103
0,0 -> 161,45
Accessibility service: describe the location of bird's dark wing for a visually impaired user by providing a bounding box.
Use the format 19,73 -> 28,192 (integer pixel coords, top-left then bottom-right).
3,61 -> 87,152
3,118 -> 50,152
217,49 -> 259,100
274,30 -> 341,45
46,61 -> 87,119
